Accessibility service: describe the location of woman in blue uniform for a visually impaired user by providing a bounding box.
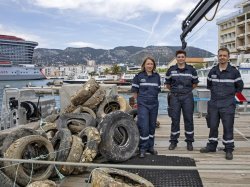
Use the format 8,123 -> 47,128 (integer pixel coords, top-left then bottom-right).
131,57 -> 161,158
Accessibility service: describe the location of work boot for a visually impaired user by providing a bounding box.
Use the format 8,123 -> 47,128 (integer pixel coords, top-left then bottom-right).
200,147 -> 216,153
139,151 -> 145,158
187,142 -> 193,151
168,143 -> 177,150
147,148 -> 158,155
225,151 -> 233,160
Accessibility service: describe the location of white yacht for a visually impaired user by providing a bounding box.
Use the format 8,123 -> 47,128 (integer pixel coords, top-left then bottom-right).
63,74 -> 91,84
239,62 -> 250,88
197,68 -> 211,87
120,73 -> 135,83
197,62 -> 250,88
94,75 -> 119,82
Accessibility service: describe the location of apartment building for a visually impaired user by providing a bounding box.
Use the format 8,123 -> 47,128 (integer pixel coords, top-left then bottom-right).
217,0 -> 250,54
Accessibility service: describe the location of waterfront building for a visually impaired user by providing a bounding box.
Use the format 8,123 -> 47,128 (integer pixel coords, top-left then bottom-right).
167,57 -> 205,68
87,60 -> 96,66
44,65 -> 96,78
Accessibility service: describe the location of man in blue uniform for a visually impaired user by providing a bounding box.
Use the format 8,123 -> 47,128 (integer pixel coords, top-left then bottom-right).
165,50 -> 199,151
131,57 -> 161,158
200,47 -> 244,160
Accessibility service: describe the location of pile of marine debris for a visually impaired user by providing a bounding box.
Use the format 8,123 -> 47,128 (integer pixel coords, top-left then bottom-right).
0,78 -> 154,187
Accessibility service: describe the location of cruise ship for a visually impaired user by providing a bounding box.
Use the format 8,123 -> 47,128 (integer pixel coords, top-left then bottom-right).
0,35 -> 46,81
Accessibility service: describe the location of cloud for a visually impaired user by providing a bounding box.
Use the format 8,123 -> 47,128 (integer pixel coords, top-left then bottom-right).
25,0 -> 198,20
0,24 -> 51,48
3,0 -> 240,52
144,13 -> 162,47
112,20 -> 151,34
142,1 -> 197,46
14,0 -> 200,46
67,41 -> 108,49
154,0 -> 238,50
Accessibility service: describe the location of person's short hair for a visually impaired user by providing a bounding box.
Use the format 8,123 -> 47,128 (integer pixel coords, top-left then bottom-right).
176,50 -> 186,57
218,47 -> 230,56
141,57 -> 156,72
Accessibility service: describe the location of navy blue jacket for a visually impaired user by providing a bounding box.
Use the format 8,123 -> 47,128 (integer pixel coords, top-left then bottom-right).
165,64 -> 199,94
131,71 -> 161,98
207,63 -> 244,106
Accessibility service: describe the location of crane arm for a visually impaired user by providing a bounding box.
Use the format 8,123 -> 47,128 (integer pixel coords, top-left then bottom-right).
180,0 -> 221,49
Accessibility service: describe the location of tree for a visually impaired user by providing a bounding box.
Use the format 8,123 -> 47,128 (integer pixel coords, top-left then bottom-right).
111,64 -> 121,75
104,68 -> 110,75
89,71 -> 96,76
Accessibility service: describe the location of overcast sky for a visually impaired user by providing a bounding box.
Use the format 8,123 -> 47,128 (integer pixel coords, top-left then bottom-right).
0,0 -> 240,53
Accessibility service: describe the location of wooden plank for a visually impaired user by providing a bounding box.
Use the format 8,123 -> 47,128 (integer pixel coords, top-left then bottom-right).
203,184 -> 250,187
200,172 -> 250,184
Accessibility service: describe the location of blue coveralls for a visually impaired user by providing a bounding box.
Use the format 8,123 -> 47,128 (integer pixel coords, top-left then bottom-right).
131,71 -> 161,152
206,63 -> 244,152
165,64 -> 199,144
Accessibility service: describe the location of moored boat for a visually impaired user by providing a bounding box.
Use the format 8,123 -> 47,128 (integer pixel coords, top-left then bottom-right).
120,73 -> 135,83
63,74 -> 91,84
0,60 -> 46,81
197,61 -> 250,89
94,74 -> 119,82
0,34 -> 45,81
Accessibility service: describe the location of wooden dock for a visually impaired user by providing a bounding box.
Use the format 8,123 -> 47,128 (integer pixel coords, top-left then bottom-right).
60,114 -> 250,187
155,114 -> 250,187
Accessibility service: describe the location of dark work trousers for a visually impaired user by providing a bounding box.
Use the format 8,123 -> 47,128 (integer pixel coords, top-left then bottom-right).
206,101 -> 235,152
168,92 -> 194,144
137,96 -> 159,152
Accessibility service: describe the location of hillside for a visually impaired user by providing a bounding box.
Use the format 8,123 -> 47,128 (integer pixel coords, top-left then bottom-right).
33,46 -> 214,65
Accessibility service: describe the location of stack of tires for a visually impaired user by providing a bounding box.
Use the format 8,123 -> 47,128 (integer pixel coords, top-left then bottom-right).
41,112 -> 101,176
64,78 -> 139,162
0,78 -> 141,186
63,78 -> 132,121
1,128 -> 55,187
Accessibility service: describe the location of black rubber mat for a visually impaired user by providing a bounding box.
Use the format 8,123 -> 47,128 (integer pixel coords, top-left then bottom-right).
123,155 -> 196,166
109,155 -> 203,187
